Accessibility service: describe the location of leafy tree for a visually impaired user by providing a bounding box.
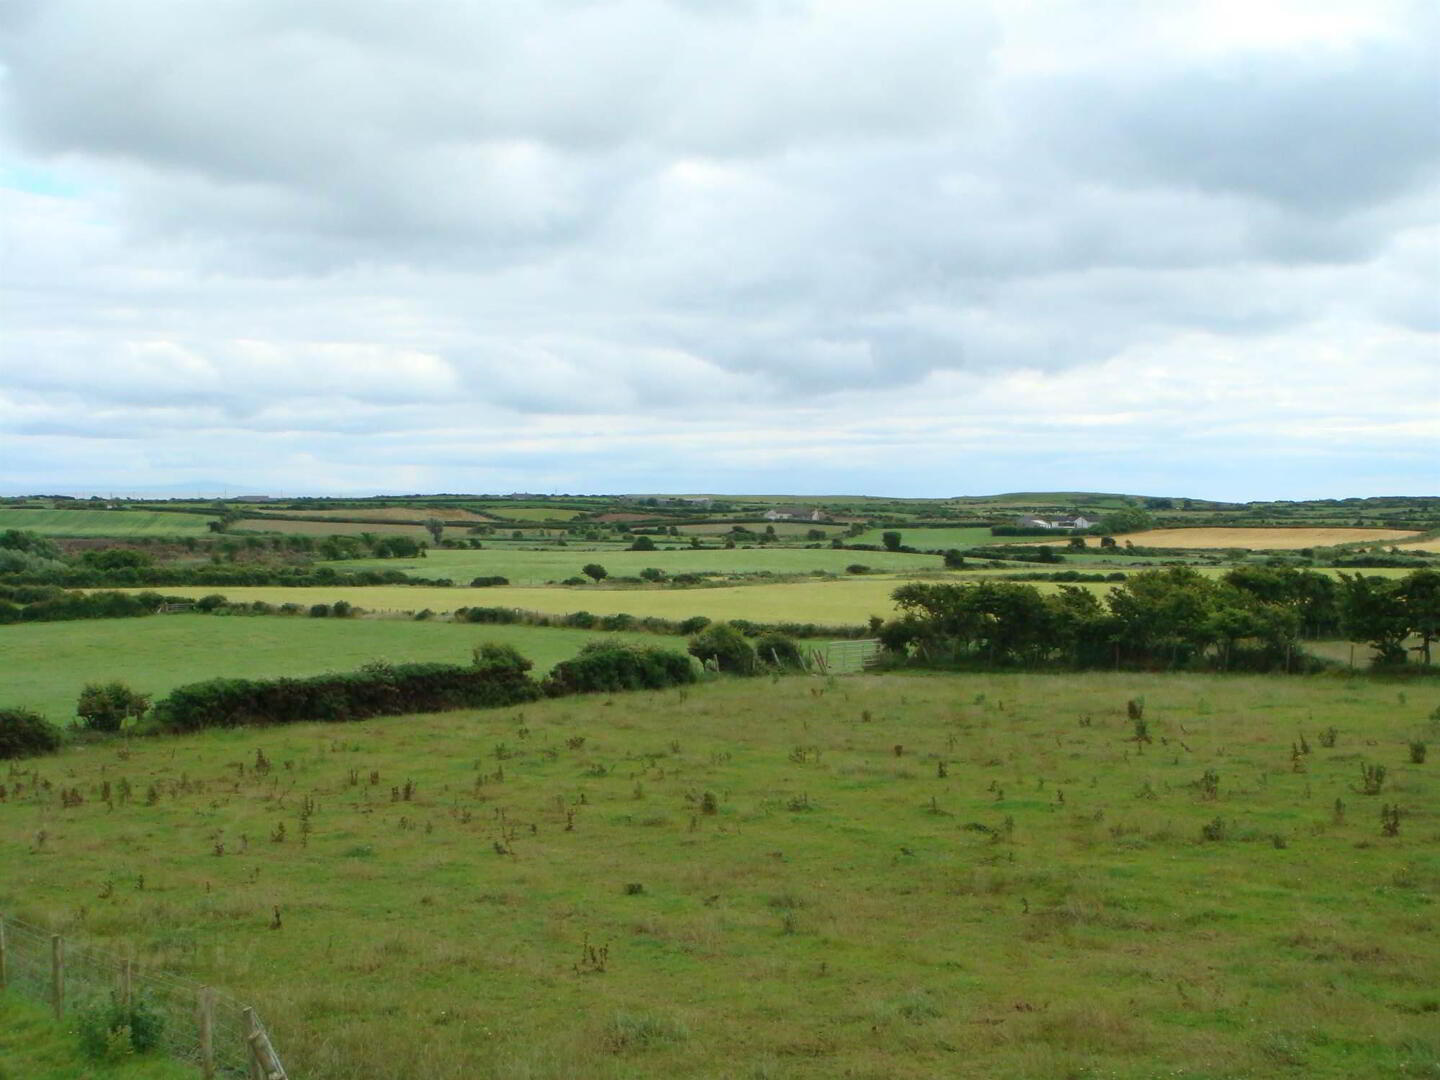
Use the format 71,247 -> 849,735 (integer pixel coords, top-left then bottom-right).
943,549 -> 966,569
1398,569 -> 1440,664
582,563 -> 608,582
76,681 -> 150,732
639,567 -> 666,582
1339,574 -> 1409,665
424,518 -> 444,544
1095,508 -> 1154,536
629,535 -> 657,552
881,531 -> 902,551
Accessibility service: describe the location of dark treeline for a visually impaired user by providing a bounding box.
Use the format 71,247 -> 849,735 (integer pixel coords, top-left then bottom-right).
453,604 -> 872,640
879,566 -> 1440,672
0,586 -> 191,624
0,564 -> 440,589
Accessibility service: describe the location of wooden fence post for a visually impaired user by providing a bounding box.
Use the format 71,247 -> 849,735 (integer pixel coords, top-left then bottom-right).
244,1008 -> 265,1080
0,918 -> 7,990
119,957 -> 133,1009
199,986 -> 216,1079
50,934 -> 64,1019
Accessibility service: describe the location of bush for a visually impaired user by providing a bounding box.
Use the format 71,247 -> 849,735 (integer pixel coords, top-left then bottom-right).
77,993 -> 166,1061
0,707 -> 62,758
688,622 -> 758,675
472,641 -> 533,675
846,564 -> 870,575
543,642 -> 696,696
753,633 -> 805,670
75,681 -> 150,732
469,576 -> 510,587
309,603 -> 330,617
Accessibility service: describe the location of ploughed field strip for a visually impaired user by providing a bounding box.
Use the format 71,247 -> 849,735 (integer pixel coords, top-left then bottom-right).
2,673 -> 1435,1080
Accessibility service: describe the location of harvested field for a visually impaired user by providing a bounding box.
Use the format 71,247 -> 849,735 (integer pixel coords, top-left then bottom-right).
1036,528 -> 1422,550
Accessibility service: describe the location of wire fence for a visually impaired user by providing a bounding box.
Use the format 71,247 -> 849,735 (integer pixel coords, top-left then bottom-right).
0,913 -> 287,1079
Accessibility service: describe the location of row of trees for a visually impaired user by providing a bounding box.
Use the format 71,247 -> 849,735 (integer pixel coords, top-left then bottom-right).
880,567 -> 1439,671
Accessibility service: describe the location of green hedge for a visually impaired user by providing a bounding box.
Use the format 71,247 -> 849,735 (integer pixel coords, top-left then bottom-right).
151,660 -> 541,731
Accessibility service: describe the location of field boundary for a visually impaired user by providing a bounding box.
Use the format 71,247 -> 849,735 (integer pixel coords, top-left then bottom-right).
0,914 -> 287,1079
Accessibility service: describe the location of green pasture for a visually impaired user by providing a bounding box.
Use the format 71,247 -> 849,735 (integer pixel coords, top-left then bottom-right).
2,672 -> 1435,1079
849,526 -> 998,549
333,546 -> 941,584
0,509 -> 215,537
0,616 -> 682,723
486,507 -> 583,522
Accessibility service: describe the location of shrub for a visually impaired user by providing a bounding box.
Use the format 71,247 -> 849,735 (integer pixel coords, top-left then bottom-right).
469,576 -> 510,587
582,563 -> 608,582
308,604 -> 330,618
543,642 -> 697,696
472,642 -> 533,675
77,993 -> 165,1060
0,707 -> 62,758
846,564 -> 870,575
688,623 -> 758,675
677,615 -> 711,635
194,593 -> 228,612
76,681 -> 150,732
753,632 -> 805,670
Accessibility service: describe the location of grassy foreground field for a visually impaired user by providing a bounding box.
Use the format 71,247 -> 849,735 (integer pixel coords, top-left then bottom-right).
0,508 -> 215,536
335,546 -> 941,584
0,616 -> 683,722
2,672 -> 1435,1079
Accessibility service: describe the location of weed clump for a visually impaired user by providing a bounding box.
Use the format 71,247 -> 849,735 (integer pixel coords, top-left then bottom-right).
76,993 -> 165,1061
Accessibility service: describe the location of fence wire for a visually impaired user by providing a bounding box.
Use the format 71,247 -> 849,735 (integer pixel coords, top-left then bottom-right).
1,913 -> 284,1079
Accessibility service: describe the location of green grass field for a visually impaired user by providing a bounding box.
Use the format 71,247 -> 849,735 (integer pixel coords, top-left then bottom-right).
2,672 -> 1435,1079
849,526 -> 998,549
334,546 -> 941,585
0,509 -> 216,537
0,616 -> 683,723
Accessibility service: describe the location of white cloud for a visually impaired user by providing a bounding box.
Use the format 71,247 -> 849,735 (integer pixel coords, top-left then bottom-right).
0,0 -> 1434,497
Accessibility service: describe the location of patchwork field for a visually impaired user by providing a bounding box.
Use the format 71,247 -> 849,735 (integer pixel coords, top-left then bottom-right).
231,519 -> 434,538
334,546 -> 943,584
1046,528 -> 1421,550
243,507 -> 497,524
2,673 -> 1435,1079
0,616 -> 682,723
0,508 -> 216,536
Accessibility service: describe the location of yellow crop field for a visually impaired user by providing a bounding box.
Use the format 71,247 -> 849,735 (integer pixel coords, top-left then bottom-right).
1034,527 -> 1421,550
1394,536 -> 1440,551
116,576 -> 1113,626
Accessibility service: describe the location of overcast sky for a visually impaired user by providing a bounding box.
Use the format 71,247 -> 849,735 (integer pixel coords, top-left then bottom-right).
0,0 -> 1435,500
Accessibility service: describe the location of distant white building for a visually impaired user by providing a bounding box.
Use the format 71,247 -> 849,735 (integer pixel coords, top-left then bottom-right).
764,506 -> 830,522
1016,515 -> 1094,530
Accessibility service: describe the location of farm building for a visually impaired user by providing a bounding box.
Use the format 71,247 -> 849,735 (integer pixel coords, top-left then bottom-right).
1016,515 -> 1094,530
764,506 -> 830,522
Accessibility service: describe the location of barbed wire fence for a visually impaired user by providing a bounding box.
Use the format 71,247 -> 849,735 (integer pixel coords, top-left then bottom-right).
0,913 -> 287,1079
